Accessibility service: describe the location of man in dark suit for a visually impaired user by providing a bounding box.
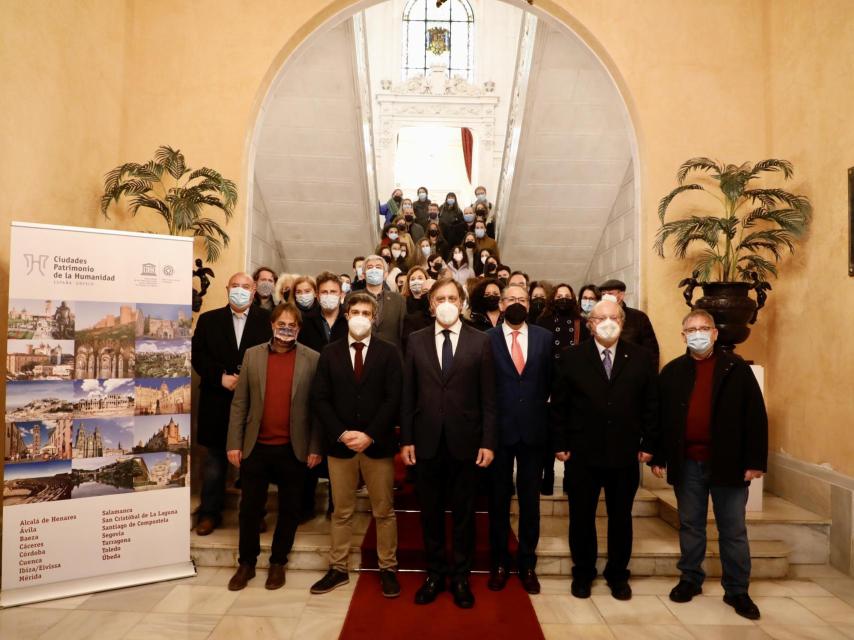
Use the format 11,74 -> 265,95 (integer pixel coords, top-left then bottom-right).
486,283 -> 553,595
552,299 -> 659,601
296,271 -> 348,520
653,309 -> 767,620
401,277 -> 497,609
192,272 -> 272,535
225,302 -> 321,590
309,292 -> 402,599
599,279 -> 660,366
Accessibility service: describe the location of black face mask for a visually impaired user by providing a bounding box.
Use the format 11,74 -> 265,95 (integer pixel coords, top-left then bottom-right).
396,224 -> 406,232
504,303 -> 528,325
483,295 -> 500,311
405,214 -> 414,222
382,255 -> 392,264
428,213 -> 439,220
465,240 -> 476,249
428,229 -> 439,238
393,195 -> 402,204
485,263 -> 497,274
529,299 -> 546,317
498,278 -> 509,289
554,298 -> 576,314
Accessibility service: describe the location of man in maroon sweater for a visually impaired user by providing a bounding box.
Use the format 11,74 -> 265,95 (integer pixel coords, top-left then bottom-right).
653,309 -> 768,621
226,302 -> 322,591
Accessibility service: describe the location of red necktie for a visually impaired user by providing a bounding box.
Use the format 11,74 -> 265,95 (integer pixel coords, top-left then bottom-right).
353,342 -> 365,382
511,330 -> 525,375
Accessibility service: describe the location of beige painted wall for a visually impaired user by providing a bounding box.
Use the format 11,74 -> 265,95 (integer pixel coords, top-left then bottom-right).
763,1 -> 854,476
1,0 -> 849,473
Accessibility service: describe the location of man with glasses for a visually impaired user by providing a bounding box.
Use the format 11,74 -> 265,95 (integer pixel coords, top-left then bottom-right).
485,284 -> 553,595
652,309 -> 767,620
551,299 -> 659,601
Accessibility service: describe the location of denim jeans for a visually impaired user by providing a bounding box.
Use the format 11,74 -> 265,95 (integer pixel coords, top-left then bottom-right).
198,445 -> 229,523
674,459 -> 751,595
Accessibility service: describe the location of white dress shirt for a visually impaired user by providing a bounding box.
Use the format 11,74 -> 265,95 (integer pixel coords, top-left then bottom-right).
594,339 -> 618,363
434,319 -> 462,368
347,334 -> 372,369
502,322 -> 529,362
232,309 -> 248,347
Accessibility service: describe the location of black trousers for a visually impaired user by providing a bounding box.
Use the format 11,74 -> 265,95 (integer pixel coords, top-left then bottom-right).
565,458 -> 639,583
238,443 -> 305,566
416,443 -> 477,579
489,440 -> 544,571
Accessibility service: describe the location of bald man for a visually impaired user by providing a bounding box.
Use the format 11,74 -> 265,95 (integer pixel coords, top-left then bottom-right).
192,272 -> 273,535
551,299 -> 659,601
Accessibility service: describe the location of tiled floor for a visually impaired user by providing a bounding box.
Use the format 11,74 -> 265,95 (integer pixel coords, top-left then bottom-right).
4,566 -> 854,639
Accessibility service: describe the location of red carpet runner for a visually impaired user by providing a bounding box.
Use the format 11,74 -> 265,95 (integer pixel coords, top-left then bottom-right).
339,479 -> 545,640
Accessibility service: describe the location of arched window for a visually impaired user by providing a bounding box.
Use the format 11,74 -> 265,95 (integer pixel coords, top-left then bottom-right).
402,0 -> 474,81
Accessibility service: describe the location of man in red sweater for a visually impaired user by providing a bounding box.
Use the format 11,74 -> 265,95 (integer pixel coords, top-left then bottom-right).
653,309 -> 768,620
226,302 -> 322,591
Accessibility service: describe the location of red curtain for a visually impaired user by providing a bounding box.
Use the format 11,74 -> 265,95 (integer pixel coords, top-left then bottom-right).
461,127 -> 473,183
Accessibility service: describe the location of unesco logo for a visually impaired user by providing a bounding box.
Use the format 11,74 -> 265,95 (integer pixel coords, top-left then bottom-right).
163,265 -> 174,276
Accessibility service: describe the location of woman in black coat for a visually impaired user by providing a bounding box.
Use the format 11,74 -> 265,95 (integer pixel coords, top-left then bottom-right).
537,283 -> 582,361
465,277 -> 502,332
401,266 -> 433,352
438,192 -> 466,248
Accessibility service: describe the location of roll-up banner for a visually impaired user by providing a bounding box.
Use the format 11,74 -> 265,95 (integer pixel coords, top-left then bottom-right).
2,222 -> 196,607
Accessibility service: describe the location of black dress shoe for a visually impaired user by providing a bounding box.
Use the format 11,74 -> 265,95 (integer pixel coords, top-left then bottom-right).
487,566 -> 508,591
669,580 -> 702,603
414,574 -> 445,605
265,563 -> 286,590
227,563 -> 256,591
451,577 -> 475,609
608,581 -> 632,601
310,569 -> 349,594
724,593 -> 761,620
519,569 -> 540,594
571,579 -> 592,599
380,569 -> 401,598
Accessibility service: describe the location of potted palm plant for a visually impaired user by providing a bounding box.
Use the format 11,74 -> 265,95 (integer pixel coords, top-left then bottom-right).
100,146 -> 237,310
655,158 -> 811,350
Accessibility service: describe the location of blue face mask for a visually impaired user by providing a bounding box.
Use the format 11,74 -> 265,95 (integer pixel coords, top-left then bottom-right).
418,192 -> 427,201
366,267 -> 384,286
229,287 -> 251,308
476,193 -> 487,202
475,228 -> 485,239
446,198 -> 455,206
580,299 -> 596,314
463,214 -> 475,223
686,331 -> 713,354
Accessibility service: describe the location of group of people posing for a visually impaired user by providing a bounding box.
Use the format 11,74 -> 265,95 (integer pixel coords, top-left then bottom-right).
190,186 -> 769,621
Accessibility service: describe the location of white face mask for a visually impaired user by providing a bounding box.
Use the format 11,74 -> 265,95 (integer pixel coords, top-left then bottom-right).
595,318 -> 621,341
409,279 -> 424,294
256,281 -> 274,298
295,292 -> 315,308
453,252 -> 463,262
601,293 -> 619,303
319,293 -> 340,311
341,282 -> 351,294
435,301 -> 460,326
392,249 -> 401,259
421,245 -> 431,257
348,315 -> 372,340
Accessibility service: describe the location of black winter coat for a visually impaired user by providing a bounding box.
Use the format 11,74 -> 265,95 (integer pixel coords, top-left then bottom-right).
655,349 -> 768,487
621,304 -> 660,367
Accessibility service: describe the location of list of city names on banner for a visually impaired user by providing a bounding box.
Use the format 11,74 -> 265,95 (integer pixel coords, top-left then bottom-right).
3,223 -> 194,600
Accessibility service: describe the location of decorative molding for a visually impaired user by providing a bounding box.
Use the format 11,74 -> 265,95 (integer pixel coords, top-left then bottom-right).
380,65 -> 495,97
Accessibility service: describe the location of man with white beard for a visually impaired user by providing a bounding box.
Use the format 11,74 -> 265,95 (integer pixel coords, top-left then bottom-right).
551,299 -> 659,601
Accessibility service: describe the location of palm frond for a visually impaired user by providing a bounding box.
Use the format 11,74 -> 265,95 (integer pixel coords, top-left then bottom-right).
743,207 -> 809,235
743,188 -> 812,219
676,157 -> 723,184
191,217 -> 230,262
737,254 -> 778,281
191,175 -> 238,214
749,158 -> 793,180
658,184 -> 705,222
128,194 -> 171,223
738,228 -> 797,259
100,179 -> 153,215
695,249 -> 724,282
654,216 -> 721,258
154,145 -> 187,180
718,163 -> 752,203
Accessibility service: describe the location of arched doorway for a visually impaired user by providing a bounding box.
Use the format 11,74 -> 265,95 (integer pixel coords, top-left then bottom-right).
245,0 -> 641,304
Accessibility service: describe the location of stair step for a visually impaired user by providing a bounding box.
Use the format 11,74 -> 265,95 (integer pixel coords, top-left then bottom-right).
654,489 -> 830,565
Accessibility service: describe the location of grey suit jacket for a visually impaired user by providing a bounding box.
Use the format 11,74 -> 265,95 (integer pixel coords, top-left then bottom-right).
227,342 -> 321,461
374,290 -> 405,348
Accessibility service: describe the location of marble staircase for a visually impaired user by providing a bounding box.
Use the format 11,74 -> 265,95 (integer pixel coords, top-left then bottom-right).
191,484 -> 830,579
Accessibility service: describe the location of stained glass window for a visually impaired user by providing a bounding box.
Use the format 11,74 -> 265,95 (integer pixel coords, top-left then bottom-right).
402,0 -> 474,81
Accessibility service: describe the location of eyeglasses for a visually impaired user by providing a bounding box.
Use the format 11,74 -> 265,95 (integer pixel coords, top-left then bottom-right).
589,315 -> 620,323
683,326 -> 714,334
501,297 -> 528,305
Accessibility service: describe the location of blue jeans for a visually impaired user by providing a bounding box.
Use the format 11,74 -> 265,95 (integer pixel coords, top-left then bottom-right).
674,459 -> 751,595
198,445 -> 229,523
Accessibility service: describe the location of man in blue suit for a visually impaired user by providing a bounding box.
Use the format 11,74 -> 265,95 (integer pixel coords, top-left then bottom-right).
486,283 -> 553,595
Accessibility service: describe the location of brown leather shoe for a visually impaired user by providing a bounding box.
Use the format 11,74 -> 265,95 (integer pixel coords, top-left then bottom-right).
195,516 -> 217,536
259,517 -> 267,534
520,569 -> 541,594
228,564 -> 256,591
487,566 -> 508,591
265,563 -> 286,590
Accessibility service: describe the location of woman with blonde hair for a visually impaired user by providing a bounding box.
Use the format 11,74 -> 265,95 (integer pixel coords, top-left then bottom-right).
273,273 -> 298,304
